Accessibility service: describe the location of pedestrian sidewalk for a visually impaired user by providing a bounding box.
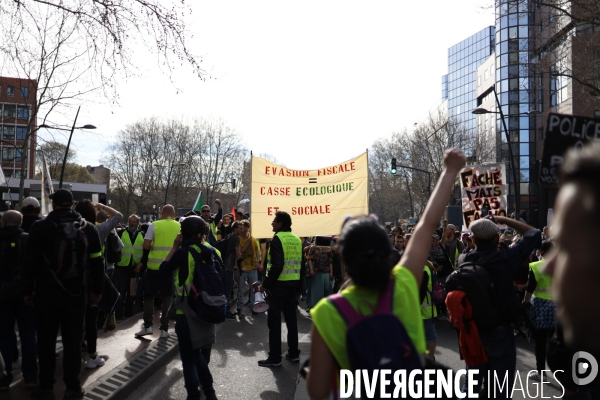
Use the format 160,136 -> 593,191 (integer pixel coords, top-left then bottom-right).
294,331 -> 312,400
3,309 -> 178,400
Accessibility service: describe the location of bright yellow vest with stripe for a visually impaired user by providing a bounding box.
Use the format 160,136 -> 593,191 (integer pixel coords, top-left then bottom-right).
530,260 -> 553,301
421,266 -> 437,319
310,265 -> 426,370
147,219 -> 181,270
173,244 -> 204,315
117,229 -> 144,268
267,231 -> 302,281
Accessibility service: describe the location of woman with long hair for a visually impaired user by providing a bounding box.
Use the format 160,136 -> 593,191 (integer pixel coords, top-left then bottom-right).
307,148 -> 466,399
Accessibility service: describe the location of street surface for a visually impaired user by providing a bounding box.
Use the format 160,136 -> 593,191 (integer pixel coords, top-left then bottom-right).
127,302 -> 564,400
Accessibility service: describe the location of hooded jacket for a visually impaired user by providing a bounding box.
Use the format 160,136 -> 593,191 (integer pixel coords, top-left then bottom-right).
23,207 -> 104,296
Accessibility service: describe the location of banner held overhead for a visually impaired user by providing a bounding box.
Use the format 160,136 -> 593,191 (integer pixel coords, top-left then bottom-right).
250,153 -> 369,238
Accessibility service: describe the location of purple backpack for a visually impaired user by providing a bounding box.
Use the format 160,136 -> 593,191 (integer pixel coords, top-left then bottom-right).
328,280 -> 423,397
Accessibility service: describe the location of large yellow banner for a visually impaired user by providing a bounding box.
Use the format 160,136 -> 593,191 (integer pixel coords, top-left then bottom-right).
250,153 -> 369,238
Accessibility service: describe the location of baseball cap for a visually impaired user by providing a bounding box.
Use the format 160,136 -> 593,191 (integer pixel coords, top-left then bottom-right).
469,219 -> 500,240
461,232 -> 471,239
21,197 -> 40,209
49,188 -> 74,206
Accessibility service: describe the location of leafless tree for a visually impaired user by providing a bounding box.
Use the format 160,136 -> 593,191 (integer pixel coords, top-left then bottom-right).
103,117 -> 247,217
0,0 -> 204,205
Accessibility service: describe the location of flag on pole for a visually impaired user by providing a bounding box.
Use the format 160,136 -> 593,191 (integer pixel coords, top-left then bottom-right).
0,167 -> 5,186
192,190 -> 203,212
41,152 -> 53,215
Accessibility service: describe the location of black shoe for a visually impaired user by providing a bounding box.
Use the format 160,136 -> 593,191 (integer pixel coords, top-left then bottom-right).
285,353 -> 300,362
63,386 -> 85,399
258,358 -> 282,367
32,386 -> 55,400
225,312 -> 236,320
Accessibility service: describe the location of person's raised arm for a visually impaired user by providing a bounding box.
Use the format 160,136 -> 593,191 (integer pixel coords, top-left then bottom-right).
399,148 -> 466,287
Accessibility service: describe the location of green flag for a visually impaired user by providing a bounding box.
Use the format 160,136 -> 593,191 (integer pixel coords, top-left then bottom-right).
193,190 -> 203,212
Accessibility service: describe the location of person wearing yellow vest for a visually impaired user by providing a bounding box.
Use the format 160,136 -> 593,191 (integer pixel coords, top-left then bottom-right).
420,261 -> 438,360
199,199 -> 223,246
114,214 -> 144,320
258,211 -> 304,368
135,205 -> 180,339
307,148 -> 467,399
524,240 -> 555,380
158,216 -> 219,400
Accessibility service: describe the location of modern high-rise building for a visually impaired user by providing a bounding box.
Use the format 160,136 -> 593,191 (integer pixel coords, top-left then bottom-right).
0,76 -> 36,180
443,26 -> 496,156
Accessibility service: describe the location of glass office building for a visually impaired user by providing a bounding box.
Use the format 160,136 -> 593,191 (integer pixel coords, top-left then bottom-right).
494,0 -> 537,223
444,27 -> 495,149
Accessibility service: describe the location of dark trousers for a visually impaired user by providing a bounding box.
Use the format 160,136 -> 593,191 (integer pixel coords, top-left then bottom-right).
84,305 -> 99,355
35,290 -> 85,390
533,328 -> 554,373
0,303 -> 38,384
223,270 -> 234,315
462,326 -> 516,399
113,268 -> 134,318
175,315 -> 214,400
267,290 -> 299,360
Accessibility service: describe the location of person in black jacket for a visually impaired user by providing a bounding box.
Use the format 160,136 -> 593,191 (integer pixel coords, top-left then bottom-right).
259,211 -> 304,367
0,211 -> 37,390
20,196 -> 43,233
23,189 -> 104,400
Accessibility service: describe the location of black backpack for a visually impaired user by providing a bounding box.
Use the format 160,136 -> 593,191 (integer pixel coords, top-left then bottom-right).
105,230 -> 123,264
213,233 -> 236,259
0,234 -> 27,305
42,219 -> 89,295
445,252 -> 501,332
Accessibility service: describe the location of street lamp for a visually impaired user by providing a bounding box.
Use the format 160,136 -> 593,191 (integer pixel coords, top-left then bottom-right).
154,162 -> 186,206
39,106 -> 96,188
472,89 -> 540,216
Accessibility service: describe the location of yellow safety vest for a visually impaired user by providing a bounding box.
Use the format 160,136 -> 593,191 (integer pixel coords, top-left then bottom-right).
147,219 -> 181,270
267,231 -> 302,281
209,221 -> 218,241
310,265 -> 426,370
530,260 -> 553,301
421,266 -> 437,320
173,244 -> 203,315
117,229 -> 144,268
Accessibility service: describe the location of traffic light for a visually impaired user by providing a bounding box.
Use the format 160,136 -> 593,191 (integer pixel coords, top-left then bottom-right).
231,178 -> 236,189
391,158 -> 397,175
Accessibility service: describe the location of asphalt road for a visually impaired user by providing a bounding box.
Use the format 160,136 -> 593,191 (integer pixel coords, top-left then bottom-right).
129,305 -> 565,400
127,302 -> 313,400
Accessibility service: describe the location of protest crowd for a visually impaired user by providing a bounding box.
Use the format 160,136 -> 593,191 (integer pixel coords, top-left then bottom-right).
1,142 -> 599,400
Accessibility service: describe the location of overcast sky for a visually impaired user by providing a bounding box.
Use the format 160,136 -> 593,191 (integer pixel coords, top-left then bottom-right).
43,0 -> 495,171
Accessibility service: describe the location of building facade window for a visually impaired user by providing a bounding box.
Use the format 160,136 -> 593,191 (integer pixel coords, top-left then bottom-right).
550,63 -> 568,106
20,87 -> 29,98
17,106 -> 28,119
3,105 -> 16,118
16,126 -> 27,140
3,125 -> 15,140
6,86 -> 14,96
2,148 -> 15,161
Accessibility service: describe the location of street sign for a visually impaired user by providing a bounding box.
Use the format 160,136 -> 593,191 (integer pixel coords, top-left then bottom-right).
540,113 -> 600,185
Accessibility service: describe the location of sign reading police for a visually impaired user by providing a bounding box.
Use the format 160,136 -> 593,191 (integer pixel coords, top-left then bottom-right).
250,153 -> 369,238
460,163 -> 508,229
541,113 -> 600,185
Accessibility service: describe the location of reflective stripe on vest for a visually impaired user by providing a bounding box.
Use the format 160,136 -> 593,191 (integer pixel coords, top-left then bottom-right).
173,245 -> 202,315
530,260 -> 553,301
209,221 -> 218,240
421,266 -> 437,320
267,231 -> 302,281
147,219 -> 181,270
117,229 -> 144,267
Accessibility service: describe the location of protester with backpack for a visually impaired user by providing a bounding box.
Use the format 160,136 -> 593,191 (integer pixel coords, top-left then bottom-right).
307,148 -> 467,399
23,189 -> 105,400
0,211 -> 38,391
445,215 -> 541,399
159,216 -> 220,400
